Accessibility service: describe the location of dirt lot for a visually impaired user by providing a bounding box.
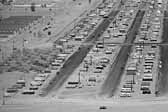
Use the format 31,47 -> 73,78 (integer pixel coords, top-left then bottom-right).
0,71 -> 36,101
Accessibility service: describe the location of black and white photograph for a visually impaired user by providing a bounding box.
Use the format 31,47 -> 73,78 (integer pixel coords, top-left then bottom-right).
0,0 -> 168,112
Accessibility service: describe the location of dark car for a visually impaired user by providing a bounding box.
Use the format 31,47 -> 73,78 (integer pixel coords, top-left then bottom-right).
99,106 -> 107,110
6,88 -> 18,93
142,89 -> 151,94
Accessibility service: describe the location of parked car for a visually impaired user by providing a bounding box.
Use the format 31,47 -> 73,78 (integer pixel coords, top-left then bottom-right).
120,92 -> 131,97
22,90 -> 35,95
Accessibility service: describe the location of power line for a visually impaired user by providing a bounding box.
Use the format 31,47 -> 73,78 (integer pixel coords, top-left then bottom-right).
63,42 -> 168,46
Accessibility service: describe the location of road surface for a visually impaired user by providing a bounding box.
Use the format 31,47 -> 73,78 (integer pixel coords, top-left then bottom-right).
159,11 -> 168,95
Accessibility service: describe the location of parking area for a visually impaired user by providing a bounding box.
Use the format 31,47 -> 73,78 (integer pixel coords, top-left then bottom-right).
114,0 -> 164,98
56,0 -> 142,99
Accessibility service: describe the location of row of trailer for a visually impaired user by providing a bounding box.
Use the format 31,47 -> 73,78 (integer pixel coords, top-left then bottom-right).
119,0 -> 164,98
103,4 -> 140,42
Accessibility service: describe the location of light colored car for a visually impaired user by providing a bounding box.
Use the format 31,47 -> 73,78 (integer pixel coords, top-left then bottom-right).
37,73 -> 49,78
30,81 -> 42,86
4,92 -> 12,97
34,76 -> 46,82
22,90 -> 35,94
120,92 -> 131,97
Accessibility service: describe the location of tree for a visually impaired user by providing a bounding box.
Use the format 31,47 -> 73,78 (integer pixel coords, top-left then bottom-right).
0,16 -> 2,21
30,3 -> 36,12
89,0 -> 91,4
1,0 -> 7,4
102,0 -> 106,3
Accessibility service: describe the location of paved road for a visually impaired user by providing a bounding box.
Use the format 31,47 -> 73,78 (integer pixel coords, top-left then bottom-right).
158,11 -> 168,95
100,10 -> 145,97
41,9 -> 120,96
2,96 -> 168,112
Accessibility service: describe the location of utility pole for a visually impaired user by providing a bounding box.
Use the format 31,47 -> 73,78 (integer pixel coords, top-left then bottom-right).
2,88 -> 5,105
23,37 -> 26,49
131,79 -> 133,92
62,42 -> 65,53
1,47 -> 4,62
103,37 -> 105,48
0,46 -> 2,62
0,43 -> 5,62
78,72 -> 81,84
85,62 -> 89,72
12,38 -> 15,54
89,0 -> 91,4
133,73 -> 135,84
21,37 -> 25,56
120,0 -> 123,5
90,56 -> 93,65
102,0 -> 106,3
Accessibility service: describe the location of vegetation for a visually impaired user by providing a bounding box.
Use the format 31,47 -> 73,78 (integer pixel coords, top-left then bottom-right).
0,48 -> 55,73
31,2 -> 36,12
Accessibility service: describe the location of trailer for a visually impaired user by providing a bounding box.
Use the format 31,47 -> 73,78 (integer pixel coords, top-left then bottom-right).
30,81 -> 42,86
37,73 -> 49,78
74,35 -> 84,41
34,76 -> 46,82
16,79 -> 26,86
143,76 -> 153,81
141,82 -> 150,90
120,92 -> 131,97
22,90 -> 35,95
66,81 -> 79,88
29,86 -> 38,90
143,73 -> 153,81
